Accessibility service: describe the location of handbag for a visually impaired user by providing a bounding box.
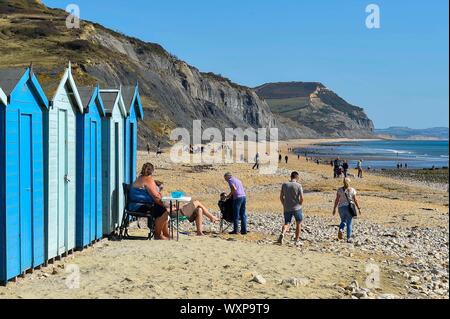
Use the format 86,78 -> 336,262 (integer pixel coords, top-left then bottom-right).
344,189 -> 358,217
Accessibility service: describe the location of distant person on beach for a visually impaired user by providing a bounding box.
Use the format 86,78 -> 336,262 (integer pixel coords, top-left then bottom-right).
357,160 -> 363,178
285,155 -> 289,164
224,173 -> 247,235
333,178 -> 361,243
333,157 -> 342,178
279,154 -> 282,163
405,163 -> 408,169
146,143 -> 151,155
128,163 -> 170,240
343,161 -> 349,177
278,171 -> 304,246
156,145 -> 162,156
252,152 -> 260,170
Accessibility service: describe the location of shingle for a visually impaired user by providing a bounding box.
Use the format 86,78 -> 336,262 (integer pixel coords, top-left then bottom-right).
0,68 -> 26,96
121,86 -> 136,113
100,90 -> 119,114
78,86 -> 96,108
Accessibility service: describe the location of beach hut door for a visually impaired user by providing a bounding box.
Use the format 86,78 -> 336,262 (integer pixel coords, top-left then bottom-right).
129,122 -> 135,182
19,114 -> 33,272
90,121 -> 98,239
58,110 -> 69,253
114,122 -> 120,228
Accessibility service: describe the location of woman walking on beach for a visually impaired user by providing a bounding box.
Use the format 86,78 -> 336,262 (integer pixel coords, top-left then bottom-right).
333,178 -> 361,243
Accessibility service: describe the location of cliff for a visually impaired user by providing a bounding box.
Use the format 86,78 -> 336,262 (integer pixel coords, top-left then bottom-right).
255,82 -> 375,138
0,0 -> 375,146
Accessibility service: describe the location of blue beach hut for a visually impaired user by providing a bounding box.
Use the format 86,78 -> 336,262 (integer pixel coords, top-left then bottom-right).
0,67 -> 48,283
76,86 -> 105,248
122,85 -> 144,184
42,63 -> 84,260
100,88 -> 127,235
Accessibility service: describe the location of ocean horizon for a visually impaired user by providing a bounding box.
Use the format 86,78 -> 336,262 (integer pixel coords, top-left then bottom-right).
296,139 -> 449,170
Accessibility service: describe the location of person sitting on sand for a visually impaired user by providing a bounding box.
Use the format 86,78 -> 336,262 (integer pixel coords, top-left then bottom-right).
333,178 -> 362,243
128,163 -> 170,240
278,171 -> 304,246
156,181 -> 219,236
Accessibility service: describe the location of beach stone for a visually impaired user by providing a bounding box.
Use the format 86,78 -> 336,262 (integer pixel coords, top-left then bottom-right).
281,277 -> 310,288
353,290 -> 368,299
345,280 -> 359,292
378,293 -> 400,299
410,276 -> 421,284
251,274 -> 267,285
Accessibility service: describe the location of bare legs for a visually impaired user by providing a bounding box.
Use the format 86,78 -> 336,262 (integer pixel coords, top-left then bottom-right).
281,222 -> 302,242
195,208 -> 205,236
190,201 -> 219,236
193,201 -> 219,223
154,212 -> 170,240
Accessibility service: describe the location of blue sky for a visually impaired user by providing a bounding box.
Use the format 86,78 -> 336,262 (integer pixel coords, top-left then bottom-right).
44,0 -> 449,129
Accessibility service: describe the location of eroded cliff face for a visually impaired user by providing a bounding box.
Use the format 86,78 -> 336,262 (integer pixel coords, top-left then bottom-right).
255,82 -> 375,138
0,0 -> 374,146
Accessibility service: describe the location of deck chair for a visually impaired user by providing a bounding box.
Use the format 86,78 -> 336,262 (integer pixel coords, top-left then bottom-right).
119,183 -> 156,240
218,199 -> 234,233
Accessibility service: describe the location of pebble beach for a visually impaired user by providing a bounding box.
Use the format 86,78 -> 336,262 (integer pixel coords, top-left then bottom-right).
1,139 -> 448,299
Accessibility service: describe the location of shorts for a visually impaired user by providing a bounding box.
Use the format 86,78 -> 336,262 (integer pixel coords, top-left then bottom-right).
180,202 -> 199,223
136,204 -> 166,219
284,209 -> 303,225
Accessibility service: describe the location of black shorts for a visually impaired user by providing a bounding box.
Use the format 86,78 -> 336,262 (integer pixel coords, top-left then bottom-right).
136,204 -> 166,219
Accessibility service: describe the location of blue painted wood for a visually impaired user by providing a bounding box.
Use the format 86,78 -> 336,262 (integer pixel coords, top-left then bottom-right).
75,86 -> 105,248
20,114 -> 33,271
44,66 -> 82,260
124,86 -> 144,184
0,100 -> 5,282
100,89 -> 126,235
0,68 -> 47,283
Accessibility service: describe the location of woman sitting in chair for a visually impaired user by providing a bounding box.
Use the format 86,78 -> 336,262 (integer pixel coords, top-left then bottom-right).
157,181 -> 219,236
129,163 -> 170,240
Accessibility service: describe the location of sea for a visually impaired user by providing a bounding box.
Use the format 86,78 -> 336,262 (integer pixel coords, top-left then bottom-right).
296,140 -> 449,169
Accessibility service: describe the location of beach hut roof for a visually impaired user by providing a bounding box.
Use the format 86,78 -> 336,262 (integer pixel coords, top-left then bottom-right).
100,88 -> 127,117
78,85 -> 106,117
39,63 -> 84,113
0,67 -> 48,108
121,85 -> 144,120
0,68 -> 25,105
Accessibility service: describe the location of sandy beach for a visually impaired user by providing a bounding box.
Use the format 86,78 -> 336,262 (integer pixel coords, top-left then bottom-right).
0,139 -> 448,299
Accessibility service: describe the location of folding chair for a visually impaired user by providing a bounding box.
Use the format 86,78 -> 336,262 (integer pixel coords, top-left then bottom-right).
119,183 -> 156,240
218,199 -> 233,233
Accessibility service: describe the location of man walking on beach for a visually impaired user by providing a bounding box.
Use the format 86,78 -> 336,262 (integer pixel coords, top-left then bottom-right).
224,173 -> 248,235
278,171 -> 304,246
252,152 -> 260,170
357,160 -> 363,178
343,160 -> 349,177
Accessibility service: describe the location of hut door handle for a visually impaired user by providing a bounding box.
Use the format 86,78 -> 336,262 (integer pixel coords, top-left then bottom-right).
64,175 -> 71,183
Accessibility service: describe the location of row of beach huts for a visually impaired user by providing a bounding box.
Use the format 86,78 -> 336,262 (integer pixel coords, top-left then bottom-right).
0,63 -> 144,284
